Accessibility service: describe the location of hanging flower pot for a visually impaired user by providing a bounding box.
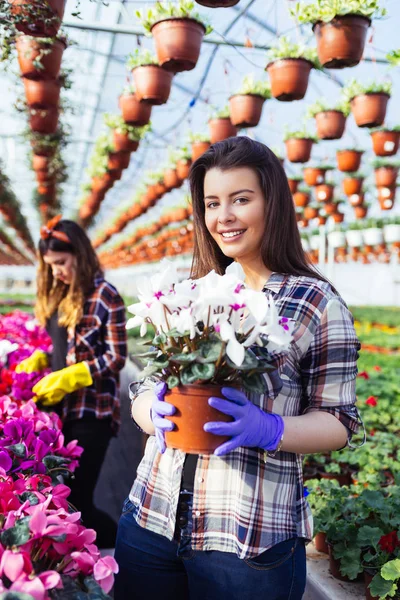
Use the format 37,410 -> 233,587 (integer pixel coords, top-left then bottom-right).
176,159 -> 192,180
38,182 -> 56,196
315,110 -> 346,140
336,150 -> 363,173
132,66 -> 173,105
267,59 -> 313,102
10,0 -> 66,37
350,93 -> 390,128
113,132 -> 139,153
304,205 -> 318,220
315,183 -> 334,203
191,141 -> 211,162
343,176 -> 363,196
208,118 -> 237,144
32,154 -> 51,171
363,227 -> 384,246
303,167 -> 327,186
374,166 -> 398,187
323,202 -> 337,215
151,19 -> 206,73
349,193 -> 365,207
328,231 -> 346,249
377,186 -> 396,210
35,170 -> 53,183
16,35 -> 66,79
164,384 -> 232,454
107,151 -> 131,171
169,207 -> 189,222
91,173 -> 113,193
293,191 -> 309,207
29,107 -> 59,134
119,93 -> 152,126
287,178 -> 301,194
109,168 -> 123,182
195,0 -> 240,5
384,223 -> 400,243
312,16 -> 370,69
332,212 -> 345,224
285,138 -> 314,163
164,168 -> 182,190
228,94 -> 265,128
354,205 -> 368,219
23,78 -> 61,108
371,129 -> 400,157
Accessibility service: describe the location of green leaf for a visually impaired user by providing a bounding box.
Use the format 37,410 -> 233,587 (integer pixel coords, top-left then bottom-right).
226,352 -> 258,370
241,373 -> 266,393
180,366 -> 199,385
170,352 -> 200,364
0,593 -> 37,600
17,492 -> 39,506
197,340 -> 223,363
5,443 -> 26,458
167,376 -> 180,389
357,526 -> 384,548
381,559 -> 400,581
153,332 -> 167,345
43,455 -> 70,469
369,573 -> 397,598
191,363 -> 215,380
0,517 -> 31,547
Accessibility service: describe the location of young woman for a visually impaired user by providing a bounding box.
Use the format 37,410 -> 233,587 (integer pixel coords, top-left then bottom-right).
18,216 -> 127,549
114,137 -> 361,599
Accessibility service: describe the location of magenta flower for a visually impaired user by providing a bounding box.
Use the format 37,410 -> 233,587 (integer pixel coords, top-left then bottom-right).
93,555 -> 119,593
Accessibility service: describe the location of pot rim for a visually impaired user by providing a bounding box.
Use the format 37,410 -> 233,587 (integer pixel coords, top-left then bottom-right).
266,57 -> 314,70
350,92 -> 391,102
312,14 -> 371,30
228,93 -> 265,101
150,17 -> 206,34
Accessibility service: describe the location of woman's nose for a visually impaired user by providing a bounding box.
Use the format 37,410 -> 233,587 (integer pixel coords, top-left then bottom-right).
217,206 -> 235,224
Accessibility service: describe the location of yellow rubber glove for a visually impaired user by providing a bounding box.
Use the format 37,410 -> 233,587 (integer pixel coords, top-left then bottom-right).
16,350 -> 48,374
32,362 -> 93,407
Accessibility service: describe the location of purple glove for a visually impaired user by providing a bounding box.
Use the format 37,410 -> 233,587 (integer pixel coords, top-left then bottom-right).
151,382 -> 176,454
203,387 -> 284,456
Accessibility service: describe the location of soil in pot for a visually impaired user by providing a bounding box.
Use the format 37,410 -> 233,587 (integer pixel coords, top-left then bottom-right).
164,384 -> 232,454
319,470 -> 351,486
208,118 -> 237,144
16,36 -> 66,80
314,532 -> 329,554
336,150 -> 363,172
132,65 -> 174,105
151,18 -> 205,72
191,141 -> 211,162
375,166 -> 398,187
351,93 -> 389,128
315,110 -> 346,140
11,0 -> 66,37
267,58 -> 313,102
285,138 -> 313,163
371,130 -> 400,157
313,15 -> 370,69
229,94 -> 265,128
113,132 -> 139,153
23,78 -> 61,108
119,94 -> 152,125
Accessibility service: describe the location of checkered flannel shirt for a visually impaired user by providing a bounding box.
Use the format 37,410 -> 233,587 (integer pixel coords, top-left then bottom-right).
64,274 -> 127,432
128,273 -> 361,558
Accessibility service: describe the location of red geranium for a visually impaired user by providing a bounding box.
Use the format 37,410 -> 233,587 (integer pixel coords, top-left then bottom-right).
358,371 -> 370,380
373,366 -> 382,372
379,531 -> 400,554
365,396 -> 378,407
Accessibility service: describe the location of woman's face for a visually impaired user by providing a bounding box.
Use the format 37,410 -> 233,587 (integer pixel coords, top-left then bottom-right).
43,250 -> 77,285
204,167 -> 266,263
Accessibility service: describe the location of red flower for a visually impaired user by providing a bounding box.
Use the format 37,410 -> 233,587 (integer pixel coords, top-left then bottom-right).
379,531 -> 400,554
358,371 -> 370,380
373,366 -> 382,372
365,396 -> 378,407
369,429 -> 376,437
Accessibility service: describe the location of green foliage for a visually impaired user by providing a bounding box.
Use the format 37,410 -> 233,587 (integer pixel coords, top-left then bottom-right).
306,98 -> 350,118
210,106 -> 231,119
136,1 -> 212,34
387,49 -> 400,67
372,158 -> 400,169
342,79 -> 392,103
290,0 -> 386,25
266,36 -> 320,67
233,74 -> 271,99
283,126 -> 318,142
103,114 -> 151,140
188,132 -> 210,143
126,49 -> 159,70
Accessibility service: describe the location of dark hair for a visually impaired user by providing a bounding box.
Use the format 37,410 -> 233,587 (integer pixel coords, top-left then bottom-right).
189,136 -> 328,283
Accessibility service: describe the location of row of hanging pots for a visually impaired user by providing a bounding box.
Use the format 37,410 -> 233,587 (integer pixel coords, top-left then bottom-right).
10,0 -> 66,37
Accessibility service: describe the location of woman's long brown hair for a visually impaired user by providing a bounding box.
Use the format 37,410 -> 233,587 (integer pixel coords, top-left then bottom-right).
189,136 -> 329,282
35,219 -> 103,329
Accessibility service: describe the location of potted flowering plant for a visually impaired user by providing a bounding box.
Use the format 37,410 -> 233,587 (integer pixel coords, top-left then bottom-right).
315,180 -> 335,203
306,98 -> 350,140
342,80 -> 392,129
293,186 -> 310,207
208,106 -> 237,143
342,172 -> 364,197
118,83 -> 152,126
290,0 -> 386,69
161,151 -> 183,190
284,126 -> 318,163
303,164 -> 332,186
127,260 -> 294,454
104,113 -> 150,153
189,132 -> 211,161
287,174 -> 303,194
136,0 -> 212,73
175,145 -> 192,179
126,49 -> 173,105
373,159 -> 400,188
370,126 -> 400,158
14,32 -> 68,79
266,37 -> 320,102
336,147 -> 364,172
229,75 -> 271,128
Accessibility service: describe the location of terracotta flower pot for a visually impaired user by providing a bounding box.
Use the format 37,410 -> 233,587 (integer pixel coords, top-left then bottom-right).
354,205 -> 368,219
304,206 -> 318,220
293,191 -> 309,207
16,36 -> 66,79
287,179 -> 300,194
314,532 -> 329,554
164,384 -> 232,454
35,170 -> 53,183
191,141 -> 211,162
119,94 -> 152,126
350,93 -> 390,128
38,182 -> 56,196
374,166 -> 398,187
313,15 -> 370,69
364,570 -> 379,600
164,168 -> 182,190
349,193 -> 364,207
332,212 -> 345,223
109,168 -> 123,182
267,58 -> 313,102
10,0 -> 66,37
323,202 -> 337,215
91,174 -> 113,193
132,65 -> 173,105
315,184 -> 334,203
23,78 -> 61,108
328,545 -> 351,582
29,107 -> 59,134
343,177 -> 363,196
336,150 -> 363,172
228,94 -> 265,128
315,110 -> 346,140
169,207 -> 189,222
378,195 -> 395,211
151,18 -> 205,73
377,186 -> 396,209
285,138 -> 313,163
303,167 -> 326,186
208,118 -> 237,144
371,130 -> 400,157
108,151 -> 131,171
32,154 -> 50,171
113,132 -> 139,153
176,159 -> 192,180
195,0 -> 240,5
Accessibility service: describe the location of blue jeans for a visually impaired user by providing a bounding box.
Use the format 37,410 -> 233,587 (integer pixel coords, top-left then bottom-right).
114,494 -> 306,600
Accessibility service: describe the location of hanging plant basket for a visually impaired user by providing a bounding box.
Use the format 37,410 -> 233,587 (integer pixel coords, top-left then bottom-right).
112,132 -> 139,153
332,212 -> 345,224
304,206 -> 318,220
108,151 -> 131,171
164,168 -> 182,190
313,15 -> 370,69
16,36 -> 66,80
37,182 -> 56,196
119,93 -> 152,126
151,19 -> 206,73
374,166 -> 398,187
11,0 -> 66,37
343,177 -> 363,196
348,192 -> 364,207
285,138 -> 313,163
354,205 -> 368,219
267,58 -> 313,102
164,384 -> 232,454
371,130 -> 400,157
303,167 -> 326,186
228,94 -> 265,128
315,110 -> 346,140
350,93 -> 389,128
208,118 -> 237,144
29,107 -> 59,134
191,141 -> 211,162
377,186 -> 396,210
195,0 -> 240,6
336,150 -> 363,172
323,202 -> 337,215
288,178 -> 300,194
315,183 -> 334,203
32,154 -> 50,171
110,168 -> 123,182
131,65 -> 173,105
293,191 -> 309,207
23,78 -> 61,108
35,170 -> 53,183
176,159 -> 192,180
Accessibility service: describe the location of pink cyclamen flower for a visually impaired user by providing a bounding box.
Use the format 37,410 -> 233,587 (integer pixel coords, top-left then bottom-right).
93,555 -> 119,593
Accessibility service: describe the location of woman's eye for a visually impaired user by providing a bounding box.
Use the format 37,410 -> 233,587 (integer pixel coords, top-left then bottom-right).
234,197 -> 248,204
206,202 -> 219,209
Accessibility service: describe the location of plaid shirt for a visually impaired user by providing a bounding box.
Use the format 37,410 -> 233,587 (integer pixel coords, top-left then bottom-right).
63,274 -> 127,432
128,273 -> 361,558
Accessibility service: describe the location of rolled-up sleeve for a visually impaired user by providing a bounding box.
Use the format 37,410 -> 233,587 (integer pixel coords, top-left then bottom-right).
300,297 -> 361,438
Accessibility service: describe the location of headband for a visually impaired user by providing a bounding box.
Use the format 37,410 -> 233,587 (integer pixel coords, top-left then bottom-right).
40,215 -> 71,244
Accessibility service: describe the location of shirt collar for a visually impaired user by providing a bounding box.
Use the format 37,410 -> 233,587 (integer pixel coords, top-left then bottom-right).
262,272 -> 287,295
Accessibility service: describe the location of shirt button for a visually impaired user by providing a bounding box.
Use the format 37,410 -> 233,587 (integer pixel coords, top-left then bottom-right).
197,477 -> 204,483
195,510 -> 201,517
